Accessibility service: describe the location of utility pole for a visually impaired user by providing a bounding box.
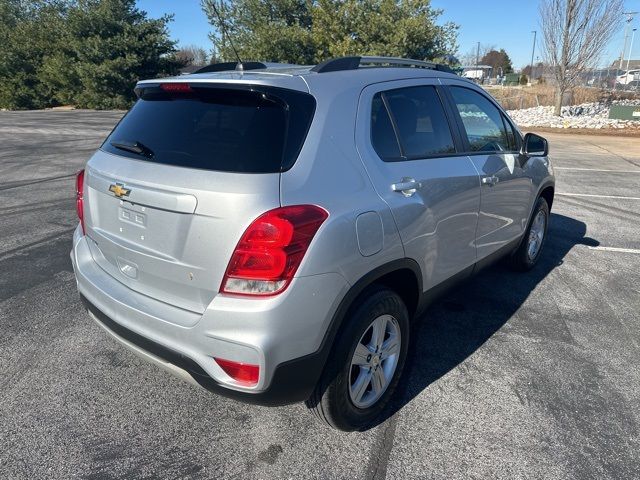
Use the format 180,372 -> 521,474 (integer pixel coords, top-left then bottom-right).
475,42 -> 480,69
529,30 -> 537,83
619,12 -> 638,71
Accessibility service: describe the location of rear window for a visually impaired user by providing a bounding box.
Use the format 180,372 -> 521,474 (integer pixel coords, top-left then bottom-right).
102,85 -> 315,173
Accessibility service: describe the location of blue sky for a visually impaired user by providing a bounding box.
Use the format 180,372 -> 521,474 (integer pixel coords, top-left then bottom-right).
137,0 -> 640,69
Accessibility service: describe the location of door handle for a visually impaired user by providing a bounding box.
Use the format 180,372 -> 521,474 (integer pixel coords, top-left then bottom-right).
481,175 -> 499,186
391,178 -> 422,197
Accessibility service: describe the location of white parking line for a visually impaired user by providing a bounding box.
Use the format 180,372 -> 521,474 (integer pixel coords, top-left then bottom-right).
556,192 -> 640,200
554,167 -> 640,173
588,246 -> 640,254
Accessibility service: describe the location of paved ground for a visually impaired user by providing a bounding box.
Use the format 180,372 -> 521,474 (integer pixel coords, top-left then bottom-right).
1,111 -> 639,479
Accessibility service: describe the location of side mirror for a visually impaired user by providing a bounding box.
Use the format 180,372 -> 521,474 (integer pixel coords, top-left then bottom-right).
521,132 -> 548,157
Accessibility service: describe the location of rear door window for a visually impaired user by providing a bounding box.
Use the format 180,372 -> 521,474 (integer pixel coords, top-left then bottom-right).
102,85 -> 315,173
371,86 -> 455,161
371,93 -> 402,160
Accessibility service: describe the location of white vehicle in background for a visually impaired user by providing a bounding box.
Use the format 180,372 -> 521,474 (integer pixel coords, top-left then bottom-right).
462,69 -> 484,81
617,69 -> 640,85
461,65 -> 492,83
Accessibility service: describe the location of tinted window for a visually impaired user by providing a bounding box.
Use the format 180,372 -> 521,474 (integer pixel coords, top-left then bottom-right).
102,86 -> 315,173
450,87 -> 509,152
502,115 -> 519,151
385,87 -> 455,159
371,86 -> 455,161
371,93 -> 402,160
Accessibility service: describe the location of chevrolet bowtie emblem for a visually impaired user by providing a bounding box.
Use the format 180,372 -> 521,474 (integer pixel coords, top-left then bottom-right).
109,183 -> 131,198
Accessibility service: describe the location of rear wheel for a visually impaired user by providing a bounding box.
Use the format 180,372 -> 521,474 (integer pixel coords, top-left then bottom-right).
510,197 -> 549,271
306,288 -> 409,431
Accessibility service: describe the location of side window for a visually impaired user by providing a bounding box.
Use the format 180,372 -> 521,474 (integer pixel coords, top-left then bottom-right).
371,93 -> 402,160
502,115 -> 519,151
370,86 -> 455,161
450,86 -> 509,153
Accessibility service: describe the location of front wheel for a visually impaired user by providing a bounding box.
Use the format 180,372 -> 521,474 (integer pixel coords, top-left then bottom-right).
510,197 -> 550,271
306,288 -> 410,431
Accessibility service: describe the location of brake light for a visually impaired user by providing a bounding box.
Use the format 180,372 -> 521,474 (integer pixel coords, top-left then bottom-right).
214,358 -> 259,386
160,83 -> 193,93
220,205 -> 329,296
75,169 -> 85,234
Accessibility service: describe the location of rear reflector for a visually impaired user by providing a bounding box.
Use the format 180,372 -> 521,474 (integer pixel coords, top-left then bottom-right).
220,205 -> 328,296
214,358 -> 259,386
75,169 -> 85,234
159,83 -> 193,93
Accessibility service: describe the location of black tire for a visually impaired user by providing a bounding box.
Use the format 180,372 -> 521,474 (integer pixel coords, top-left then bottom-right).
510,197 -> 550,271
306,287 -> 410,431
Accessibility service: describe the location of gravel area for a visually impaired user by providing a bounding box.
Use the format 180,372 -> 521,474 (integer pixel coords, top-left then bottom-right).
508,100 -> 640,130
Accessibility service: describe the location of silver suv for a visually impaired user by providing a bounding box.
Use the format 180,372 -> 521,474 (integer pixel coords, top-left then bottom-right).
71,56 -> 555,431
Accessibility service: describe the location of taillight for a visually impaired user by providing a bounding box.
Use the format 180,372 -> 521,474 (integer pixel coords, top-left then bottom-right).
214,358 -> 259,387
75,169 -> 85,234
220,205 -> 329,296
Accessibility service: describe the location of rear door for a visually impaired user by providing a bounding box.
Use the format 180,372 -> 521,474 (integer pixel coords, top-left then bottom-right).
356,79 -> 481,291
83,83 -> 314,320
444,83 -> 534,260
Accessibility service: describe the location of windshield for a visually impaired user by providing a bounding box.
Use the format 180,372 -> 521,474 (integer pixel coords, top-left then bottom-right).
102,85 -> 315,173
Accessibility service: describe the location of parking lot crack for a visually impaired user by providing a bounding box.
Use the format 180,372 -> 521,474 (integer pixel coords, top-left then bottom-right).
365,412 -> 399,480
584,141 -> 640,169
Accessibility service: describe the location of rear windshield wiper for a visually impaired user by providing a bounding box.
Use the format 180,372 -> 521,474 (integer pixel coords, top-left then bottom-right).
110,140 -> 154,158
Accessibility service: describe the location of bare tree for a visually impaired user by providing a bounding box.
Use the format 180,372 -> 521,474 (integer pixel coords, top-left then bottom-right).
540,0 -> 623,115
175,45 -> 210,66
460,43 -> 495,66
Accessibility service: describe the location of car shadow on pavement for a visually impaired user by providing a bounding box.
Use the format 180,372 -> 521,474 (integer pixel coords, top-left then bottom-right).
370,213 -> 599,430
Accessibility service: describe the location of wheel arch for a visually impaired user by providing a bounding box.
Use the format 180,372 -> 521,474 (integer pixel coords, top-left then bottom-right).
512,180 -> 555,255
307,259 -> 422,382
343,259 -> 423,320
538,184 -> 555,211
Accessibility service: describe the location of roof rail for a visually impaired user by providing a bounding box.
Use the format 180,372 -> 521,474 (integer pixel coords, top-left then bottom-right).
311,56 -> 455,74
192,61 -> 267,74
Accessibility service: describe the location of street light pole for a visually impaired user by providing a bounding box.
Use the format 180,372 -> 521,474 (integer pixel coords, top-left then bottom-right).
620,26 -> 630,70
529,30 -> 537,83
626,28 -> 637,75
620,12 -> 638,70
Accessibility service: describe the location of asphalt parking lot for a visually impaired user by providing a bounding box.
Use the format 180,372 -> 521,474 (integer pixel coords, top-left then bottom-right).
1,110 -> 639,479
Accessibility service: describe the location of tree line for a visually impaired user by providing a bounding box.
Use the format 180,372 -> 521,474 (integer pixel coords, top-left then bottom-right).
201,0 -> 459,65
0,0 -> 459,110
3,0 -> 621,115
0,0 -> 183,110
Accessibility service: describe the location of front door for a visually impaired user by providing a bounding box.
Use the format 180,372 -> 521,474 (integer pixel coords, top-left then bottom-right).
445,83 -> 535,260
356,80 -> 481,291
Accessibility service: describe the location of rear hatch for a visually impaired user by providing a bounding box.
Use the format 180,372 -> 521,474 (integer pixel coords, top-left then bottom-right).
83,82 -> 315,322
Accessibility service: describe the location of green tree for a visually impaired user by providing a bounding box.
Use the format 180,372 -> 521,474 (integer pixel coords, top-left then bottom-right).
480,49 -> 513,75
0,0 -> 183,110
201,0 -> 458,64
41,0 -> 183,109
0,1 -> 67,109
202,0 -> 316,63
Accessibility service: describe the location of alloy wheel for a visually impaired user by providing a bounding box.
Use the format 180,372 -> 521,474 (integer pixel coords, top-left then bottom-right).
348,314 -> 401,409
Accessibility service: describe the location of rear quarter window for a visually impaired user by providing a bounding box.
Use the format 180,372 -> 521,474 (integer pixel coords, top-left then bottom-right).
102,85 -> 315,173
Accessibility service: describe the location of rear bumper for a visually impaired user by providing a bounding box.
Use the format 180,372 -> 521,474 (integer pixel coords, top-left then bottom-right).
81,293 -> 325,405
70,225 -> 349,405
